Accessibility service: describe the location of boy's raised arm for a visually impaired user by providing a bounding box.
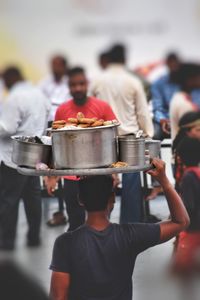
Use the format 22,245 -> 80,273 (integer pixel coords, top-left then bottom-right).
50,271 -> 70,300
147,158 -> 190,243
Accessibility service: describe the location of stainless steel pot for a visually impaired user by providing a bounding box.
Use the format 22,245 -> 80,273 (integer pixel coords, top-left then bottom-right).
12,136 -> 52,168
52,125 -> 118,169
118,135 -> 145,167
145,139 -> 161,158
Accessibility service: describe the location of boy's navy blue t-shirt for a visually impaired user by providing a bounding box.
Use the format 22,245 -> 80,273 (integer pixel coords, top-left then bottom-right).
50,223 -> 160,300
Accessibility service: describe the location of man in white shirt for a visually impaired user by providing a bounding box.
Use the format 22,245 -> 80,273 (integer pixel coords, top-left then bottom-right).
90,46 -> 153,137
90,44 -> 154,223
39,55 -> 71,123
0,67 -> 50,250
39,55 -> 71,226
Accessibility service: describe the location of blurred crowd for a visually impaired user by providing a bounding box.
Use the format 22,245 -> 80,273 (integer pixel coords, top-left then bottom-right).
0,43 -> 200,299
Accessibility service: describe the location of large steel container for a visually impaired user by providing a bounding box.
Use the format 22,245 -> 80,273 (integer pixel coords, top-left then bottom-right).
118,135 -> 145,167
145,139 -> 161,158
12,136 -> 52,168
52,125 -> 118,169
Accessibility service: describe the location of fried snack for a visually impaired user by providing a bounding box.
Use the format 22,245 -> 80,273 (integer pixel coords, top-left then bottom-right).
103,121 -> 113,126
91,120 -> 104,127
110,161 -> 128,168
91,118 -> 98,122
64,123 -> 77,127
68,118 -> 78,124
52,124 -> 66,129
77,123 -> 91,128
78,118 -> 96,124
77,112 -> 85,119
52,120 -> 66,125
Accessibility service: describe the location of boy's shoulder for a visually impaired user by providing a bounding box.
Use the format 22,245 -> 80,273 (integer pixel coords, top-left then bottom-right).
55,225 -> 88,243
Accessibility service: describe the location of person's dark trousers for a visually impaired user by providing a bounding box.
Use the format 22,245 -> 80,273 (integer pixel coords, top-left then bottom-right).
22,175 -> 41,245
0,162 -> 41,250
57,180 -> 64,213
153,121 -> 170,141
120,173 -> 143,223
152,121 -> 171,189
153,121 -> 165,140
64,179 -> 85,231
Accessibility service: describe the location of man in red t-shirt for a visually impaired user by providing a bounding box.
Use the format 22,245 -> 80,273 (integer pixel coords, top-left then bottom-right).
45,67 -> 116,231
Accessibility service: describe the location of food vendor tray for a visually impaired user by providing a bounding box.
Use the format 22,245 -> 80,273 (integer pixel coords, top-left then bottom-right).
46,122 -> 120,132
17,164 -> 152,176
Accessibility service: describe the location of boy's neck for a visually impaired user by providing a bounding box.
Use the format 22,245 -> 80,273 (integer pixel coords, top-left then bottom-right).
86,211 -> 111,231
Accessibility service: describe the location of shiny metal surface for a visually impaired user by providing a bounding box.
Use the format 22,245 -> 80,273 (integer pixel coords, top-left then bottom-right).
145,139 -> 161,158
12,137 -> 52,168
52,126 -> 118,169
118,135 -> 145,167
17,164 -> 152,176
51,123 -> 119,132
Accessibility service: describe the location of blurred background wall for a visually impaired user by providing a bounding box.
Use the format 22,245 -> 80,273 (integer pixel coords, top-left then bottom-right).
0,0 -> 200,81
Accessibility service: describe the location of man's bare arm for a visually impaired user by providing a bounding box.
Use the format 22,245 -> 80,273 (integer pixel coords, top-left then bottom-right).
147,158 -> 190,243
44,176 -> 60,196
50,271 -> 70,300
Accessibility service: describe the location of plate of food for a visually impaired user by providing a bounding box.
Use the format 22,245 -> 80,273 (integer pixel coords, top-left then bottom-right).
50,112 -> 120,131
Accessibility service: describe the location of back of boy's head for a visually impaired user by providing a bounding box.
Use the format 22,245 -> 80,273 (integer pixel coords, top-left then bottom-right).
79,175 -> 113,212
177,136 -> 200,166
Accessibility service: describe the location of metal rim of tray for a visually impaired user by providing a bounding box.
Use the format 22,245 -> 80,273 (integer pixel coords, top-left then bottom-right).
11,136 -> 52,147
17,164 -> 152,176
48,122 -> 120,133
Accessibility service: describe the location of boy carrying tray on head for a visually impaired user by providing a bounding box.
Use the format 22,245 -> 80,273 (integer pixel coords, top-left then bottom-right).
50,158 -> 189,300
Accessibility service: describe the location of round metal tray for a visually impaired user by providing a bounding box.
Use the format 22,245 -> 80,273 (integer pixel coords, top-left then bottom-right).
47,122 -> 120,133
17,164 -> 152,176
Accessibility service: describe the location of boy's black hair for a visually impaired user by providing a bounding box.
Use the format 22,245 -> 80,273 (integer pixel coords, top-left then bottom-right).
177,136 -> 200,166
79,175 -> 113,212
68,66 -> 85,78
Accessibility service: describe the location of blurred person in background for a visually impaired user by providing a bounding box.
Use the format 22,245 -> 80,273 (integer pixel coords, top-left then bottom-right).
149,59 -> 200,200
90,44 -> 153,223
0,260 -> 49,300
172,137 -> 200,274
151,52 -> 181,140
98,51 -> 110,70
50,159 -> 190,300
0,74 -> 4,110
39,55 -> 71,227
45,67 -> 116,231
146,53 -> 182,200
0,66 -> 50,250
172,111 -> 200,192
39,55 -> 71,123
170,63 -> 200,141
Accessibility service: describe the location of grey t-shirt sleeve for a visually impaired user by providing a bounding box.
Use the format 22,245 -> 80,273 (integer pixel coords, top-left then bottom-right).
125,223 -> 161,254
50,233 -> 71,273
